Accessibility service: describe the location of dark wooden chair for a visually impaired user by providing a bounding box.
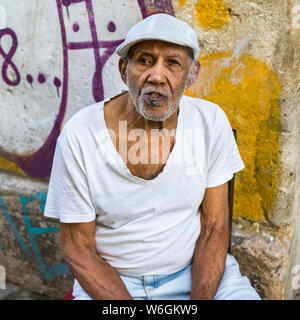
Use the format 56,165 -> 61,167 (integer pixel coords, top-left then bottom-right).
228,129 -> 237,253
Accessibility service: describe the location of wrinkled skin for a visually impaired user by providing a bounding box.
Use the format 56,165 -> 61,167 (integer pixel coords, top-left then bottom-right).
119,40 -> 200,122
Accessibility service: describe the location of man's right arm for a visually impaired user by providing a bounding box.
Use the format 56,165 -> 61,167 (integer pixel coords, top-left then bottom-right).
59,220 -> 133,300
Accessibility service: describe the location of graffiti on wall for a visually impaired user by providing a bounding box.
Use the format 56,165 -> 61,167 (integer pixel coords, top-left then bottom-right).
0,0 -> 174,179
0,191 -> 70,281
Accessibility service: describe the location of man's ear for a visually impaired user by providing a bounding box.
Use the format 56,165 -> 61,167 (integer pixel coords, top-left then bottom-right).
119,57 -> 128,85
186,61 -> 200,88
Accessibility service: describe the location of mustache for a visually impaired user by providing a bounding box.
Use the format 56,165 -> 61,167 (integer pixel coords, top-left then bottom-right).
140,87 -> 171,97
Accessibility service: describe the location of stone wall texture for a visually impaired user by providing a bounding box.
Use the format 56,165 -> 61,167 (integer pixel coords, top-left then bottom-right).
0,0 -> 299,299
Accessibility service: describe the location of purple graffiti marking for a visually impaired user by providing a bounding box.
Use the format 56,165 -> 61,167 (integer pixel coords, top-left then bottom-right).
72,22 -> 80,32
7,0 -> 123,177
137,0 -> 174,18
26,74 -> 34,87
0,0 -> 175,178
53,76 -> 61,97
62,0 -> 72,18
12,0 -> 69,178
65,0 -> 124,102
0,28 -> 21,86
38,73 -> 46,84
0,0 -> 68,178
107,21 -> 116,33
62,0 -> 72,6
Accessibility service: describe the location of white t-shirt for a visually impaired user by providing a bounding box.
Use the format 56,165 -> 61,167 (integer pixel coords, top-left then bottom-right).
44,93 -> 244,278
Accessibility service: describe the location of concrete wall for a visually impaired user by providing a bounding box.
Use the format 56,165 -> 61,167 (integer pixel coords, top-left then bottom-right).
0,0 -> 299,299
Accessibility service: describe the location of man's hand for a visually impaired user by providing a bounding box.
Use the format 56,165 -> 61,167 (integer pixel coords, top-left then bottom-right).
60,220 -> 133,300
190,182 -> 230,300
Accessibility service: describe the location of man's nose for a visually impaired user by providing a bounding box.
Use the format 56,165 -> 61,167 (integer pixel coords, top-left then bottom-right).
147,61 -> 166,85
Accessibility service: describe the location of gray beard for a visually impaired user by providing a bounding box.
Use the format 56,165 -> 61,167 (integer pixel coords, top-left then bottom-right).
128,88 -> 181,122
136,97 -> 175,121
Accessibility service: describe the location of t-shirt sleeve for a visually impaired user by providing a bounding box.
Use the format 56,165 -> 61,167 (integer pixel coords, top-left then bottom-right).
43,133 -> 96,223
206,106 -> 245,188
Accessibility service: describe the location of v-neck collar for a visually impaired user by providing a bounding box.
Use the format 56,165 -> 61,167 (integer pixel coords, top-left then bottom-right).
97,91 -> 183,185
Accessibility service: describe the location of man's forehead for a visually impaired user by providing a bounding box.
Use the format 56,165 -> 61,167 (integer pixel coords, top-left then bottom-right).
130,40 -> 191,57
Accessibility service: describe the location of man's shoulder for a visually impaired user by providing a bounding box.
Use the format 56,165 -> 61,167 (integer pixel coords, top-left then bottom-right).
58,102 -> 101,149
63,102 -> 100,130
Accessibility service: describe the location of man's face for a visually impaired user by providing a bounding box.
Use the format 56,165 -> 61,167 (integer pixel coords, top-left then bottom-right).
119,40 -> 198,121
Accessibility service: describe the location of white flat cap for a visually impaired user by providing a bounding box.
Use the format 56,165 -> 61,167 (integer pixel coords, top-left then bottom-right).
116,13 -> 200,60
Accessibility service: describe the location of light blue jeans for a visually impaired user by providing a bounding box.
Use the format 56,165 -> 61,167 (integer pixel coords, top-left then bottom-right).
73,254 -> 261,300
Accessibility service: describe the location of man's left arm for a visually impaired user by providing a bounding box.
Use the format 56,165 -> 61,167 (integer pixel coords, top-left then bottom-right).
190,181 -> 229,300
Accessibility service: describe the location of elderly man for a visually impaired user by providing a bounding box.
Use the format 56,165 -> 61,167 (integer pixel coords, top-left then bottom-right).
44,14 -> 260,300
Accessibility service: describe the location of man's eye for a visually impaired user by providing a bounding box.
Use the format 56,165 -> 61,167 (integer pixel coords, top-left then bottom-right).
139,58 -> 151,64
169,59 -> 180,65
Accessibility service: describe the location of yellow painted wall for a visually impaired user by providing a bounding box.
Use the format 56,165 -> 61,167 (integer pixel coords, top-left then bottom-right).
186,53 -> 281,221
0,156 -> 26,176
181,0 -> 281,221
194,0 -> 230,29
